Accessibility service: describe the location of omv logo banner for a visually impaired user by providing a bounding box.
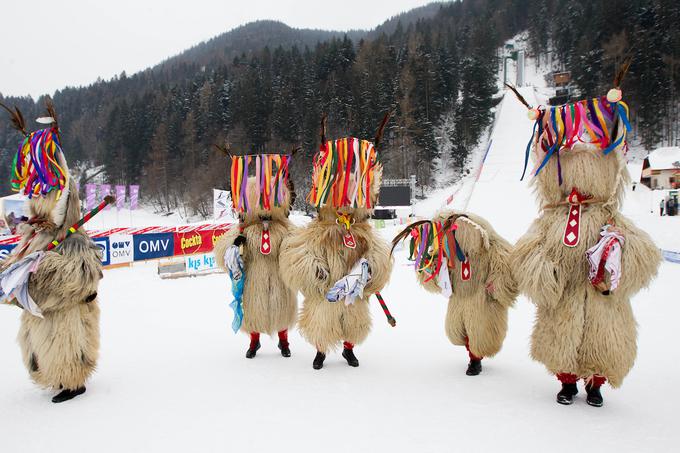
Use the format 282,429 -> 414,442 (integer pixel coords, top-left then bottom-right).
109,234 -> 134,265
93,237 -> 110,266
133,233 -> 174,261
0,244 -> 17,261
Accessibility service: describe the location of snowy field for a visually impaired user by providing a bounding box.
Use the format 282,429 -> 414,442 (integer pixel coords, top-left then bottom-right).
1,89 -> 679,452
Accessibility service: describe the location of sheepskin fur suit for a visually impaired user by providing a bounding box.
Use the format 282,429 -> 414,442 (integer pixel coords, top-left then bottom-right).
416,211 -> 517,360
214,177 -> 297,339
279,167 -> 393,354
3,177 -> 102,393
511,128 -> 661,388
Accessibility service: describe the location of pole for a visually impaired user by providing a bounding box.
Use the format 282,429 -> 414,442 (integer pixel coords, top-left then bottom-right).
46,196 -> 116,251
375,292 -> 396,327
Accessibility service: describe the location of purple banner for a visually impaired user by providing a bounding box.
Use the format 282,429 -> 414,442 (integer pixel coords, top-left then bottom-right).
100,184 -> 112,210
85,184 -> 97,211
129,185 -> 140,210
115,185 -> 126,210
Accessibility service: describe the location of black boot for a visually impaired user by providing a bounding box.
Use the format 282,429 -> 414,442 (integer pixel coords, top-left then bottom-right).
342,348 -> 359,367
556,383 -> 579,405
585,383 -> 604,407
246,341 -> 261,359
313,351 -> 326,370
52,386 -> 86,403
466,359 -> 482,376
278,341 -> 291,358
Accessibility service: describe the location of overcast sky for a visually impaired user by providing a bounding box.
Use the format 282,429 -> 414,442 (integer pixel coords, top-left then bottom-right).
0,0 -> 437,98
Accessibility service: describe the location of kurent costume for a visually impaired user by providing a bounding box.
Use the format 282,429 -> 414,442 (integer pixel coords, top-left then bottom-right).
0,103 -> 103,403
393,210 -> 516,375
214,152 -> 297,358
279,117 -> 393,370
508,82 -> 661,407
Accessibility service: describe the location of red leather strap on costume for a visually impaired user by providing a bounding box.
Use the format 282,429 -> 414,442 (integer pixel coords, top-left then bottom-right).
563,188 -> 592,247
343,341 -> 354,350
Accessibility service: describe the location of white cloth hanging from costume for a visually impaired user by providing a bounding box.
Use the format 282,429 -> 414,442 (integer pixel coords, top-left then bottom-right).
586,225 -> 624,291
224,245 -> 244,281
326,258 -> 371,305
437,267 -> 452,298
0,251 -> 45,318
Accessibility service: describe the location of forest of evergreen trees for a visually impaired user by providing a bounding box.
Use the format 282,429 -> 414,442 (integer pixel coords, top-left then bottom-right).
1,0 -> 678,215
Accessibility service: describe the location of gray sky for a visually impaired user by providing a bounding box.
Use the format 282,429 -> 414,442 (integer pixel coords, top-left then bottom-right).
0,0 -> 436,98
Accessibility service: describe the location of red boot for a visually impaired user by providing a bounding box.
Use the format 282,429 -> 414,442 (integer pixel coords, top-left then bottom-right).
465,337 -> 483,376
246,332 -> 260,359
277,330 -> 291,357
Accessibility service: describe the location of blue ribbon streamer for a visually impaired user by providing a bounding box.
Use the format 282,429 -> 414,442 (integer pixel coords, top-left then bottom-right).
228,270 -> 245,333
520,119 -> 539,181
534,108 -> 559,176
602,103 -> 632,155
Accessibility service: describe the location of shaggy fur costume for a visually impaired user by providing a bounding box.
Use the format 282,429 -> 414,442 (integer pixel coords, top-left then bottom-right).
4,178 -> 102,391
511,131 -> 661,387
279,168 -> 393,353
417,211 -> 517,359
214,177 -> 297,335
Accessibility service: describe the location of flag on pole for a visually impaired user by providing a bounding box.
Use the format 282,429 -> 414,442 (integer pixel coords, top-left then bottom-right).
213,189 -> 231,220
100,184 -> 112,210
115,185 -> 126,210
85,184 -> 97,211
129,185 -> 140,210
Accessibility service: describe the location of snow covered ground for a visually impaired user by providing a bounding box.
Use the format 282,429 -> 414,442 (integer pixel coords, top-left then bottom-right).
2,86 -> 679,452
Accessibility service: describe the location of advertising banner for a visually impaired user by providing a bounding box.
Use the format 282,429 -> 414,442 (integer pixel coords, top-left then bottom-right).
133,233 -> 174,261
108,234 -> 134,265
93,236 -> 110,266
0,244 -> 17,260
173,228 -> 229,256
185,253 -> 218,273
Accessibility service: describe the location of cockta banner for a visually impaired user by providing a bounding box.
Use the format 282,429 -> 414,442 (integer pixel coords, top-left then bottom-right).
0,223 -> 233,266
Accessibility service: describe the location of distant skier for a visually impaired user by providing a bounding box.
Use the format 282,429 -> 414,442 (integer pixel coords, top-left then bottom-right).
508,79 -> 661,407
214,151 -> 297,358
393,210 -> 517,375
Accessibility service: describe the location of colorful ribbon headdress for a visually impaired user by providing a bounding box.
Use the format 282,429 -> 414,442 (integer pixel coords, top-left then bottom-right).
223,147 -> 292,214
308,112 -> 391,209
508,60 -> 633,185
392,217 -> 467,283
2,100 -> 67,199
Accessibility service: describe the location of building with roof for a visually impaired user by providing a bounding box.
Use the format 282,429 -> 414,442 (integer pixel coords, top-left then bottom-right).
641,147 -> 680,190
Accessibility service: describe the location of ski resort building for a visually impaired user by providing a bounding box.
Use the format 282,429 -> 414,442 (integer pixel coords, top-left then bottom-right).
641,147 -> 680,190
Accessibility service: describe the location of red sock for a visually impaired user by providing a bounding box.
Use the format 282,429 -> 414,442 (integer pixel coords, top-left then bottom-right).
556,373 -> 579,384
586,375 -> 606,388
249,332 -> 260,349
343,341 -> 354,350
465,337 -> 483,361
278,330 -> 289,347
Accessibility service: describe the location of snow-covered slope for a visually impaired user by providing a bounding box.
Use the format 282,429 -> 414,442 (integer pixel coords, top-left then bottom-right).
464,87 -> 537,241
